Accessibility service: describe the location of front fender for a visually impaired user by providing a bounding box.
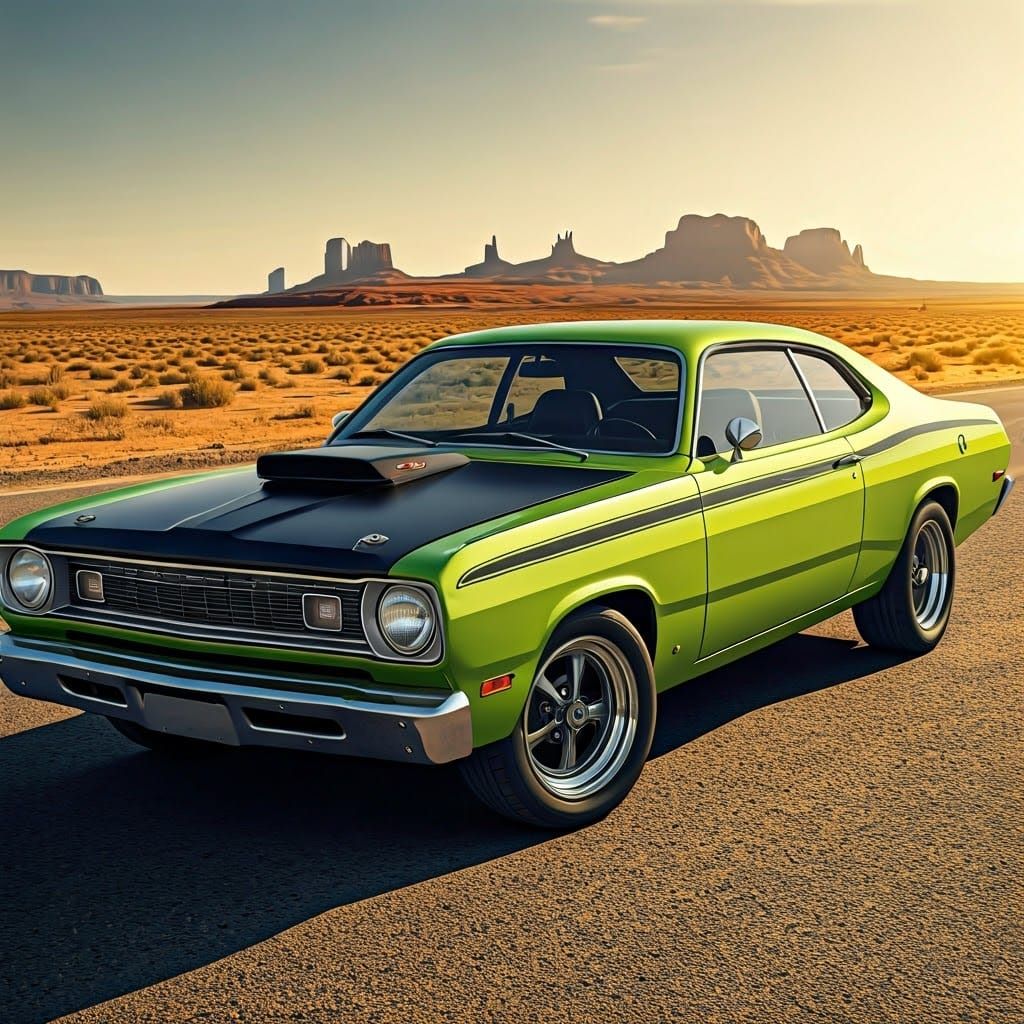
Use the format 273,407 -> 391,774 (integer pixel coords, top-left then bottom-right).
542,574 -> 659,644
442,573 -> 665,749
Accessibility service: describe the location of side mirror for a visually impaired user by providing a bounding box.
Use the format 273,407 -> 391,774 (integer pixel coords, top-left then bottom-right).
331,410 -> 350,430
724,416 -> 762,462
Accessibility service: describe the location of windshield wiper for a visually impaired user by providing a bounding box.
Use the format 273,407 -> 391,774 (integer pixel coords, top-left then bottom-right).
448,431 -> 589,462
347,428 -> 438,448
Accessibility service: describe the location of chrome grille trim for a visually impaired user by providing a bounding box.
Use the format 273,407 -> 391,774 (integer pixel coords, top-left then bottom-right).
62,556 -> 369,653
67,557 -> 366,645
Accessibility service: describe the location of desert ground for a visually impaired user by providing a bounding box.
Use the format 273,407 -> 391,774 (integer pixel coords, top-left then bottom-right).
1,298 -> 1023,487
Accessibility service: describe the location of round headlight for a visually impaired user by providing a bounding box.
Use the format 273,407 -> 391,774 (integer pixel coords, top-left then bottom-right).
7,548 -> 53,610
377,586 -> 435,655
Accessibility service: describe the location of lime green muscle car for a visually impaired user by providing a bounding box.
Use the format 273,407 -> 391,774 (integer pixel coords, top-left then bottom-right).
0,321 -> 1014,827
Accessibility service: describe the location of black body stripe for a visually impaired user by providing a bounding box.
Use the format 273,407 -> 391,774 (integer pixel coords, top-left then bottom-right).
855,418 -> 994,458
459,458 -> 836,586
700,458 -> 835,510
458,416 -> 996,587
458,495 -> 704,586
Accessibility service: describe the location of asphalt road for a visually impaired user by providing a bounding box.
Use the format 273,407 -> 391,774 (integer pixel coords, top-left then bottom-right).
0,386 -> 1021,1024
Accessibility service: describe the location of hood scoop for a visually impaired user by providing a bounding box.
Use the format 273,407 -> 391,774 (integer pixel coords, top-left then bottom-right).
256,444 -> 470,489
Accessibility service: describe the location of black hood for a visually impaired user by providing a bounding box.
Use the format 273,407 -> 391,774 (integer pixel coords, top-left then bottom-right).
27,446 -> 628,576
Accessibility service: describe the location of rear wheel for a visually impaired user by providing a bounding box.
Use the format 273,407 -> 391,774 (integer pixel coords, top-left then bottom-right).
105,716 -> 229,756
459,607 -> 656,829
853,500 -> 956,653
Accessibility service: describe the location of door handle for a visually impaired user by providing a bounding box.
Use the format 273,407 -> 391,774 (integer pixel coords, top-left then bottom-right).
833,453 -> 863,469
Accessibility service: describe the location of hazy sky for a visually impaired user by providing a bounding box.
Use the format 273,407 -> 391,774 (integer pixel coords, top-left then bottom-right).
2,0 -> 1021,293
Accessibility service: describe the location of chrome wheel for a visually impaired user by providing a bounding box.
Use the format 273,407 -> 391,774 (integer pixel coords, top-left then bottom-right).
523,635 -> 639,800
911,519 -> 950,629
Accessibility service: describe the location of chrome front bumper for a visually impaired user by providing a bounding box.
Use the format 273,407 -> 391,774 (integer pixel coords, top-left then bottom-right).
0,634 -> 472,765
993,474 -> 1015,517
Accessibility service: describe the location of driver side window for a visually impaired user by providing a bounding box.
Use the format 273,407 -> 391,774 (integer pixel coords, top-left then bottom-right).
697,348 -> 822,455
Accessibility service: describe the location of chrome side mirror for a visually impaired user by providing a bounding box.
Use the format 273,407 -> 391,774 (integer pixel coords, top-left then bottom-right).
331,410 -> 351,430
724,416 -> 762,462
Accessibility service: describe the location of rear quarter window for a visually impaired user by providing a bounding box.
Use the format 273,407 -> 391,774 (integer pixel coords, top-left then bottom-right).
792,351 -> 865,431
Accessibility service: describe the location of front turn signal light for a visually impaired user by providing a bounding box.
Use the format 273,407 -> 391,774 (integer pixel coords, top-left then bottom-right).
481,674 -> 514,697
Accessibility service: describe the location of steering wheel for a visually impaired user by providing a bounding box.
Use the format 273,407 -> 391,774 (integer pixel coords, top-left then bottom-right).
587,418 -> 657,441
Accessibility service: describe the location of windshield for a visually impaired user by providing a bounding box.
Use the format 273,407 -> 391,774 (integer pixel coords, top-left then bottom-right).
334,343 -> 684,455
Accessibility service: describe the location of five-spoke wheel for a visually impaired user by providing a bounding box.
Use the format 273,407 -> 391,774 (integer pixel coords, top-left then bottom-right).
523,637 -> 638,800
460,607 -> 656,828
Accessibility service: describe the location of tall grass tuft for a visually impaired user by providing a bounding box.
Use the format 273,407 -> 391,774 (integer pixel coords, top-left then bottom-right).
183,373 -> 236,408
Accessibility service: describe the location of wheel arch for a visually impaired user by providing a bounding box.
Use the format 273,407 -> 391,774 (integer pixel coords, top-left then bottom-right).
544,577 -> 659,664
913,477 -> 959,530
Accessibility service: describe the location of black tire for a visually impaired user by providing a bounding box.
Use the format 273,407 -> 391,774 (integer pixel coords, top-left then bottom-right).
105,716 -> 229,756
459,607 -> 656,829
853,499 -> 956,654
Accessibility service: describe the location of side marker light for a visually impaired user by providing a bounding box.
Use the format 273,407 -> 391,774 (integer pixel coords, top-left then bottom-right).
481,674 -> 514,697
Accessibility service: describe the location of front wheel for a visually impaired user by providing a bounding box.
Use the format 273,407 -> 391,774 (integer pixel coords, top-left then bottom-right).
853,499 -> 956,653
459,607 -> 656,829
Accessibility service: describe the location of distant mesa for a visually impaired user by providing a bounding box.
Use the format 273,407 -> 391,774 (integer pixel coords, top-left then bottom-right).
1,269 -> 103,297
324,237 -> 351,277
350,240 -> 394,277
498,230 -> 615,284
267,267 -> 285,294
551,230 -> 577,261
783,227 -> 870,275
277,236 -> 404,294
322,237 -> 394,281
0,269 -> 105,309
464,235 -> 513,277
607,214 -> 811,288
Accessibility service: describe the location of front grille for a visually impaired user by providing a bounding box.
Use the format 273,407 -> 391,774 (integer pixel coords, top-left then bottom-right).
67,558 -> 367,649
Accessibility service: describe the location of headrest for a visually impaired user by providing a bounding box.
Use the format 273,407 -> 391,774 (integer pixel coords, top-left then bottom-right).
529,390 -> 603,435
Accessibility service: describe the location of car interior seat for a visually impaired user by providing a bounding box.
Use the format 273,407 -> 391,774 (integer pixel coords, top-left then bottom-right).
528,390 -> 603,436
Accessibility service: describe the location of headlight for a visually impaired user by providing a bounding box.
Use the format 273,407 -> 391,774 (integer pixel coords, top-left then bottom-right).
7,548 -> 53,610
377,585 -> 435,655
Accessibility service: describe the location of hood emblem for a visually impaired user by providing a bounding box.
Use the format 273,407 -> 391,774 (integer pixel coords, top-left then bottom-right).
75,514 -> 96,524
354,533 -> 390,550
395,460 -> 426,472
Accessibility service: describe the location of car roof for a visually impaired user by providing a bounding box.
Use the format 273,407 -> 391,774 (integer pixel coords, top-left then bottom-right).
430,320 -> 841,360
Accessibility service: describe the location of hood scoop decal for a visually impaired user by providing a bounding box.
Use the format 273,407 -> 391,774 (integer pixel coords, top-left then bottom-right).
256,444 -> 470,489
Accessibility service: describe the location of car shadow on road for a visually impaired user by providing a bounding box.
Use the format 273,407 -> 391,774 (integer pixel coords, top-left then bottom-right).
0,631 -> 907,1023
649,631 -> 908,758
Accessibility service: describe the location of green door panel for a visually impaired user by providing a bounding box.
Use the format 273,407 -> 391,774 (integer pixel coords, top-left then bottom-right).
695,436 -> 864,658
